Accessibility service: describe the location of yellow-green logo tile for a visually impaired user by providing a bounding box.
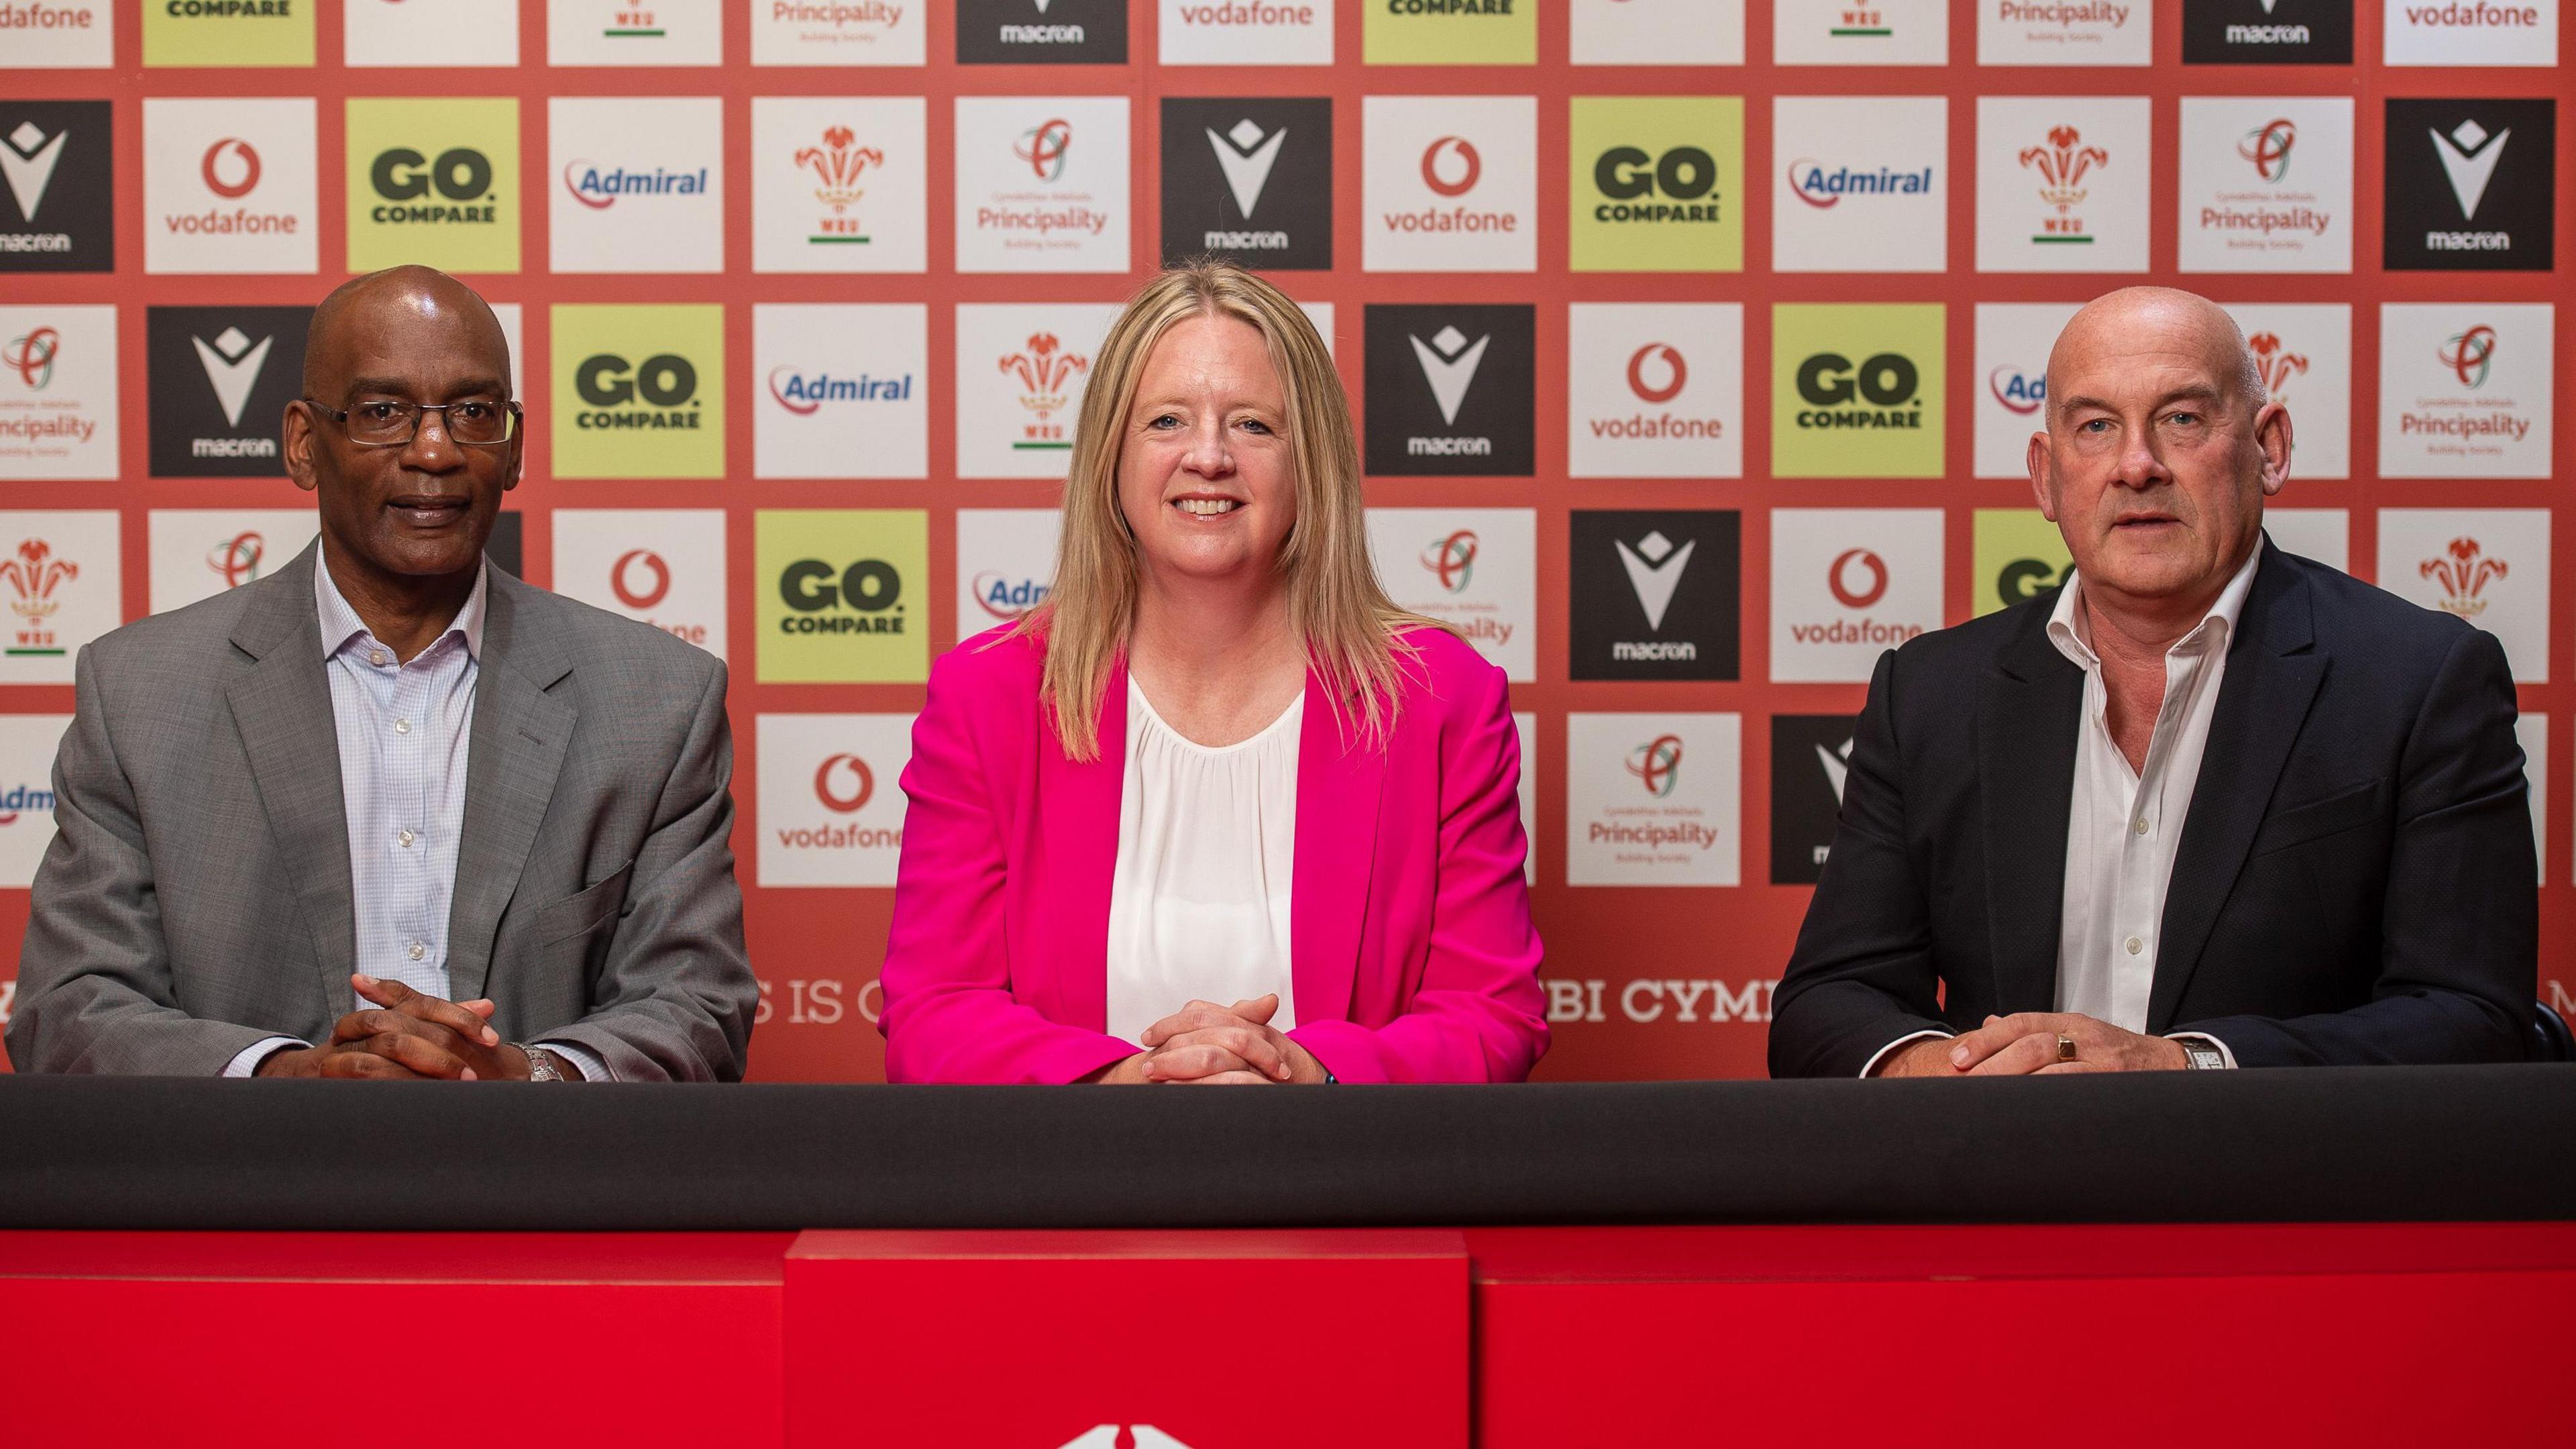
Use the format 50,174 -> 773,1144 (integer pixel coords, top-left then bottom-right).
1569,96 -> 1742,273
1364,0 -> 1537,64
143,0 -> 313,66
1772,303 -> 1946,479
346,98 -> 520,275
552,304 -> 726,480
756,510 -> 928,684
1973,509 -> 2072,617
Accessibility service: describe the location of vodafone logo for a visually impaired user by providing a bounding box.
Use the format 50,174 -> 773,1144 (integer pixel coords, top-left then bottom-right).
611,549 -> 672,610
814,753 -> 874,813
1420,136 -> 1480,197
201,139 -> 261,199
1827,548 -> 1888,609
1626,343 -> 1686,404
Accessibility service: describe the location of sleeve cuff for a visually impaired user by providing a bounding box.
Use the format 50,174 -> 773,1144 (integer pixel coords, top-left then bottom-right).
2165,1032 -> 2238,1069
221,1037 -> 307,1079
531,1040 -> 613,1082
1860,1028 -> 1953,1079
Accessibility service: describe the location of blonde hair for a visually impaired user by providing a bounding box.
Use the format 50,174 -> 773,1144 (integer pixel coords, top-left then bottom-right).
1013,261 -> 1433,762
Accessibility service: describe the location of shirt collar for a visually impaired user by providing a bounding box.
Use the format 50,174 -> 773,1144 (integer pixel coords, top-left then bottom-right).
314,545 -> 488,663
2047,539 -> 2261,674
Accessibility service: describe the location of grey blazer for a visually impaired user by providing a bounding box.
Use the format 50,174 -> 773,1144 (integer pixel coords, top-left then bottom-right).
5,541 -> 754,1081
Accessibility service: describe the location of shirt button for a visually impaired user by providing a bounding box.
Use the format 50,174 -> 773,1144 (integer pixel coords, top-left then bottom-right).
2125,936 -> 2145,955
369,649 -> 389,667
398,828 -> 416,849
407,941 -> 427,961
393,718 -> 411,735
2133,817 -> 2150,835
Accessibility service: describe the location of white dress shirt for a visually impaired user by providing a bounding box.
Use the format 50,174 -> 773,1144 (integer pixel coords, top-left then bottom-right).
1862,548 -> 2257,1075
1103,676 -> 1302,1048
222,552 -> 606,1081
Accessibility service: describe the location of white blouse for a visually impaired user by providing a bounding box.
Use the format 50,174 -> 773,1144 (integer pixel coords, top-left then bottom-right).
1103,675 -> 1303,1048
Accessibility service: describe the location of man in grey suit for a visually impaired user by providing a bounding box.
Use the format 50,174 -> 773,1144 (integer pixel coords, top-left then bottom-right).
5,266 -> 754,1081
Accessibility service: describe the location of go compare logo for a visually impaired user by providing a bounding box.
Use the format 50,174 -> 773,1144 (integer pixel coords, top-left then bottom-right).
551,303 -> 725,479
345,98 -> 520,274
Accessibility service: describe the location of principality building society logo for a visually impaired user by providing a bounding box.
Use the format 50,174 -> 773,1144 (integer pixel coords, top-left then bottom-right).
551,304 -> 724,479
346,98 -> 519,274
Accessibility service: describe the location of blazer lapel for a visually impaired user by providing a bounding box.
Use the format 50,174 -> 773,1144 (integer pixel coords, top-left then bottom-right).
2148,547 -> 2325,1031
444,575 -> 574,1004
1038,660 -> 1126,1034
1978,599 -> 2085,1014
1291,669 -> 1384,1028
224,545 -> 357,1013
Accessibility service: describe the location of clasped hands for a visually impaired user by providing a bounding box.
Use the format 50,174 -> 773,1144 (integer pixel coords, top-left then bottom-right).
1875,1012 -> 2191,1077
1090,993 -> 1330,1085
255,973 -> 559,1081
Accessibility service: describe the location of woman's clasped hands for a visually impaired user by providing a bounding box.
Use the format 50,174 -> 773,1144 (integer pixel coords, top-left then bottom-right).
1091,994 -> 1332,1085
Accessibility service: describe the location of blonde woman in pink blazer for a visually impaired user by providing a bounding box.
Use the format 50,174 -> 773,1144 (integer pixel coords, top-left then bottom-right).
879,263 -> 1546,1085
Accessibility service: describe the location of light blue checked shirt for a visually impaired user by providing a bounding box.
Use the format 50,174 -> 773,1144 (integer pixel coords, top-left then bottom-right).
221,553 -> 608,1081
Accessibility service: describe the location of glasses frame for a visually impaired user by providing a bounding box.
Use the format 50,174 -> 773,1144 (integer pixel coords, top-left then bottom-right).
303,396 -> 523,449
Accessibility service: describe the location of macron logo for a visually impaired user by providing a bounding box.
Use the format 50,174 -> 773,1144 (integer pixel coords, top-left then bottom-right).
1815,737 -> 1854,803
2429,119 -> 2509,221
1,121 -> 68,225
191,326 -> 273,429
1614,529 -> 1695,631
1407,325 -> 1489,426
1205,118 -> 1286,219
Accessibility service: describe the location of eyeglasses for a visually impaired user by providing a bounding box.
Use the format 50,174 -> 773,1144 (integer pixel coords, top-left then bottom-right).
305,397 -> 521,447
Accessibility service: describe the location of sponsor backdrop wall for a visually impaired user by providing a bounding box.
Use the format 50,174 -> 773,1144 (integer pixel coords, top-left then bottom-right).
1,0 -> 2567,1081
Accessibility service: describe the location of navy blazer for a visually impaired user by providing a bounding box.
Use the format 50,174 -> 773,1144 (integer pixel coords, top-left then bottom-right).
1770,537 -> 2536,1076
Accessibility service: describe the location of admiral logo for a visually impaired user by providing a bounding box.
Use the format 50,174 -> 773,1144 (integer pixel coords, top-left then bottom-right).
1366,507 -> 1536,678
1771,508 -> 1944,682
0,306 -> 115,480
1570,510 -> 1739,681
2180,97 -> 2350,272
757,712 -> 914,885
1568,303 -> 1741,479
551,304 -> 725,480
2186,0 -> 2353,58
1990,365 -> 2044,415
797,127 -> 882,245
0,511 -> 117,682
1162,99 -> 1334,270
1772,714 -> 1859,883
1567,711 -> 1741,886
1364,305 -> 1534,476
2385,100 -> 2555,271
549,98 -> 724,274
561,161 -> 708,209
1788,160 -> 1935,207
957,0 -> 1127,62
553,508 -> 727,655
1159,0 -> 1331,65
1982,0 -> 2147,64
1,104 -> 111,273
2384,0 -> 2555,64
147,306 -> 307,478
347,99 -> 518,274
956,508 -> 1062,633
767,367 -> 913,415
755,303 -> 927,480
755,509 -> 928,684
753,0 -> 916,64
4,0 -> 112,69
957,97 -> 1128,273
2377,508 -> 2551,682
753,97 -> 925,274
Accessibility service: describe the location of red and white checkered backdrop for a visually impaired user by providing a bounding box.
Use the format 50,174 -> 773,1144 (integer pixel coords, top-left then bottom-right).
1,0 -> 2567,1081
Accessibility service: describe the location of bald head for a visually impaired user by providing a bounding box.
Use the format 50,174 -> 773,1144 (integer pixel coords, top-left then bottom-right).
304,266 -> 511,400
2047,286 -> 2265,428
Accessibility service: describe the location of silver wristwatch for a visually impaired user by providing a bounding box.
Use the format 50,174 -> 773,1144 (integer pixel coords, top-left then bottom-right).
519,1045 -> 566,1082
2178,1040 -> 2229,1071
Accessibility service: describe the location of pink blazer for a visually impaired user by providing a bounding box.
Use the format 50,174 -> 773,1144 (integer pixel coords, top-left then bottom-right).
879,623 -> 1547,1084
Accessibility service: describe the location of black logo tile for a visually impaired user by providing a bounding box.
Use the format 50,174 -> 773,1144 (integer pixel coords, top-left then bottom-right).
1362,304 -> 1534,477
146,307 -> 313,478
1161,97 -> 1333,272
2182,0 -> 2353,64
2384,98 -> 2555,272
1568,509 -> 1741,682
957,0 -> 1127,64
1770,714 -> 1858,885
1,101 -> 113,274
